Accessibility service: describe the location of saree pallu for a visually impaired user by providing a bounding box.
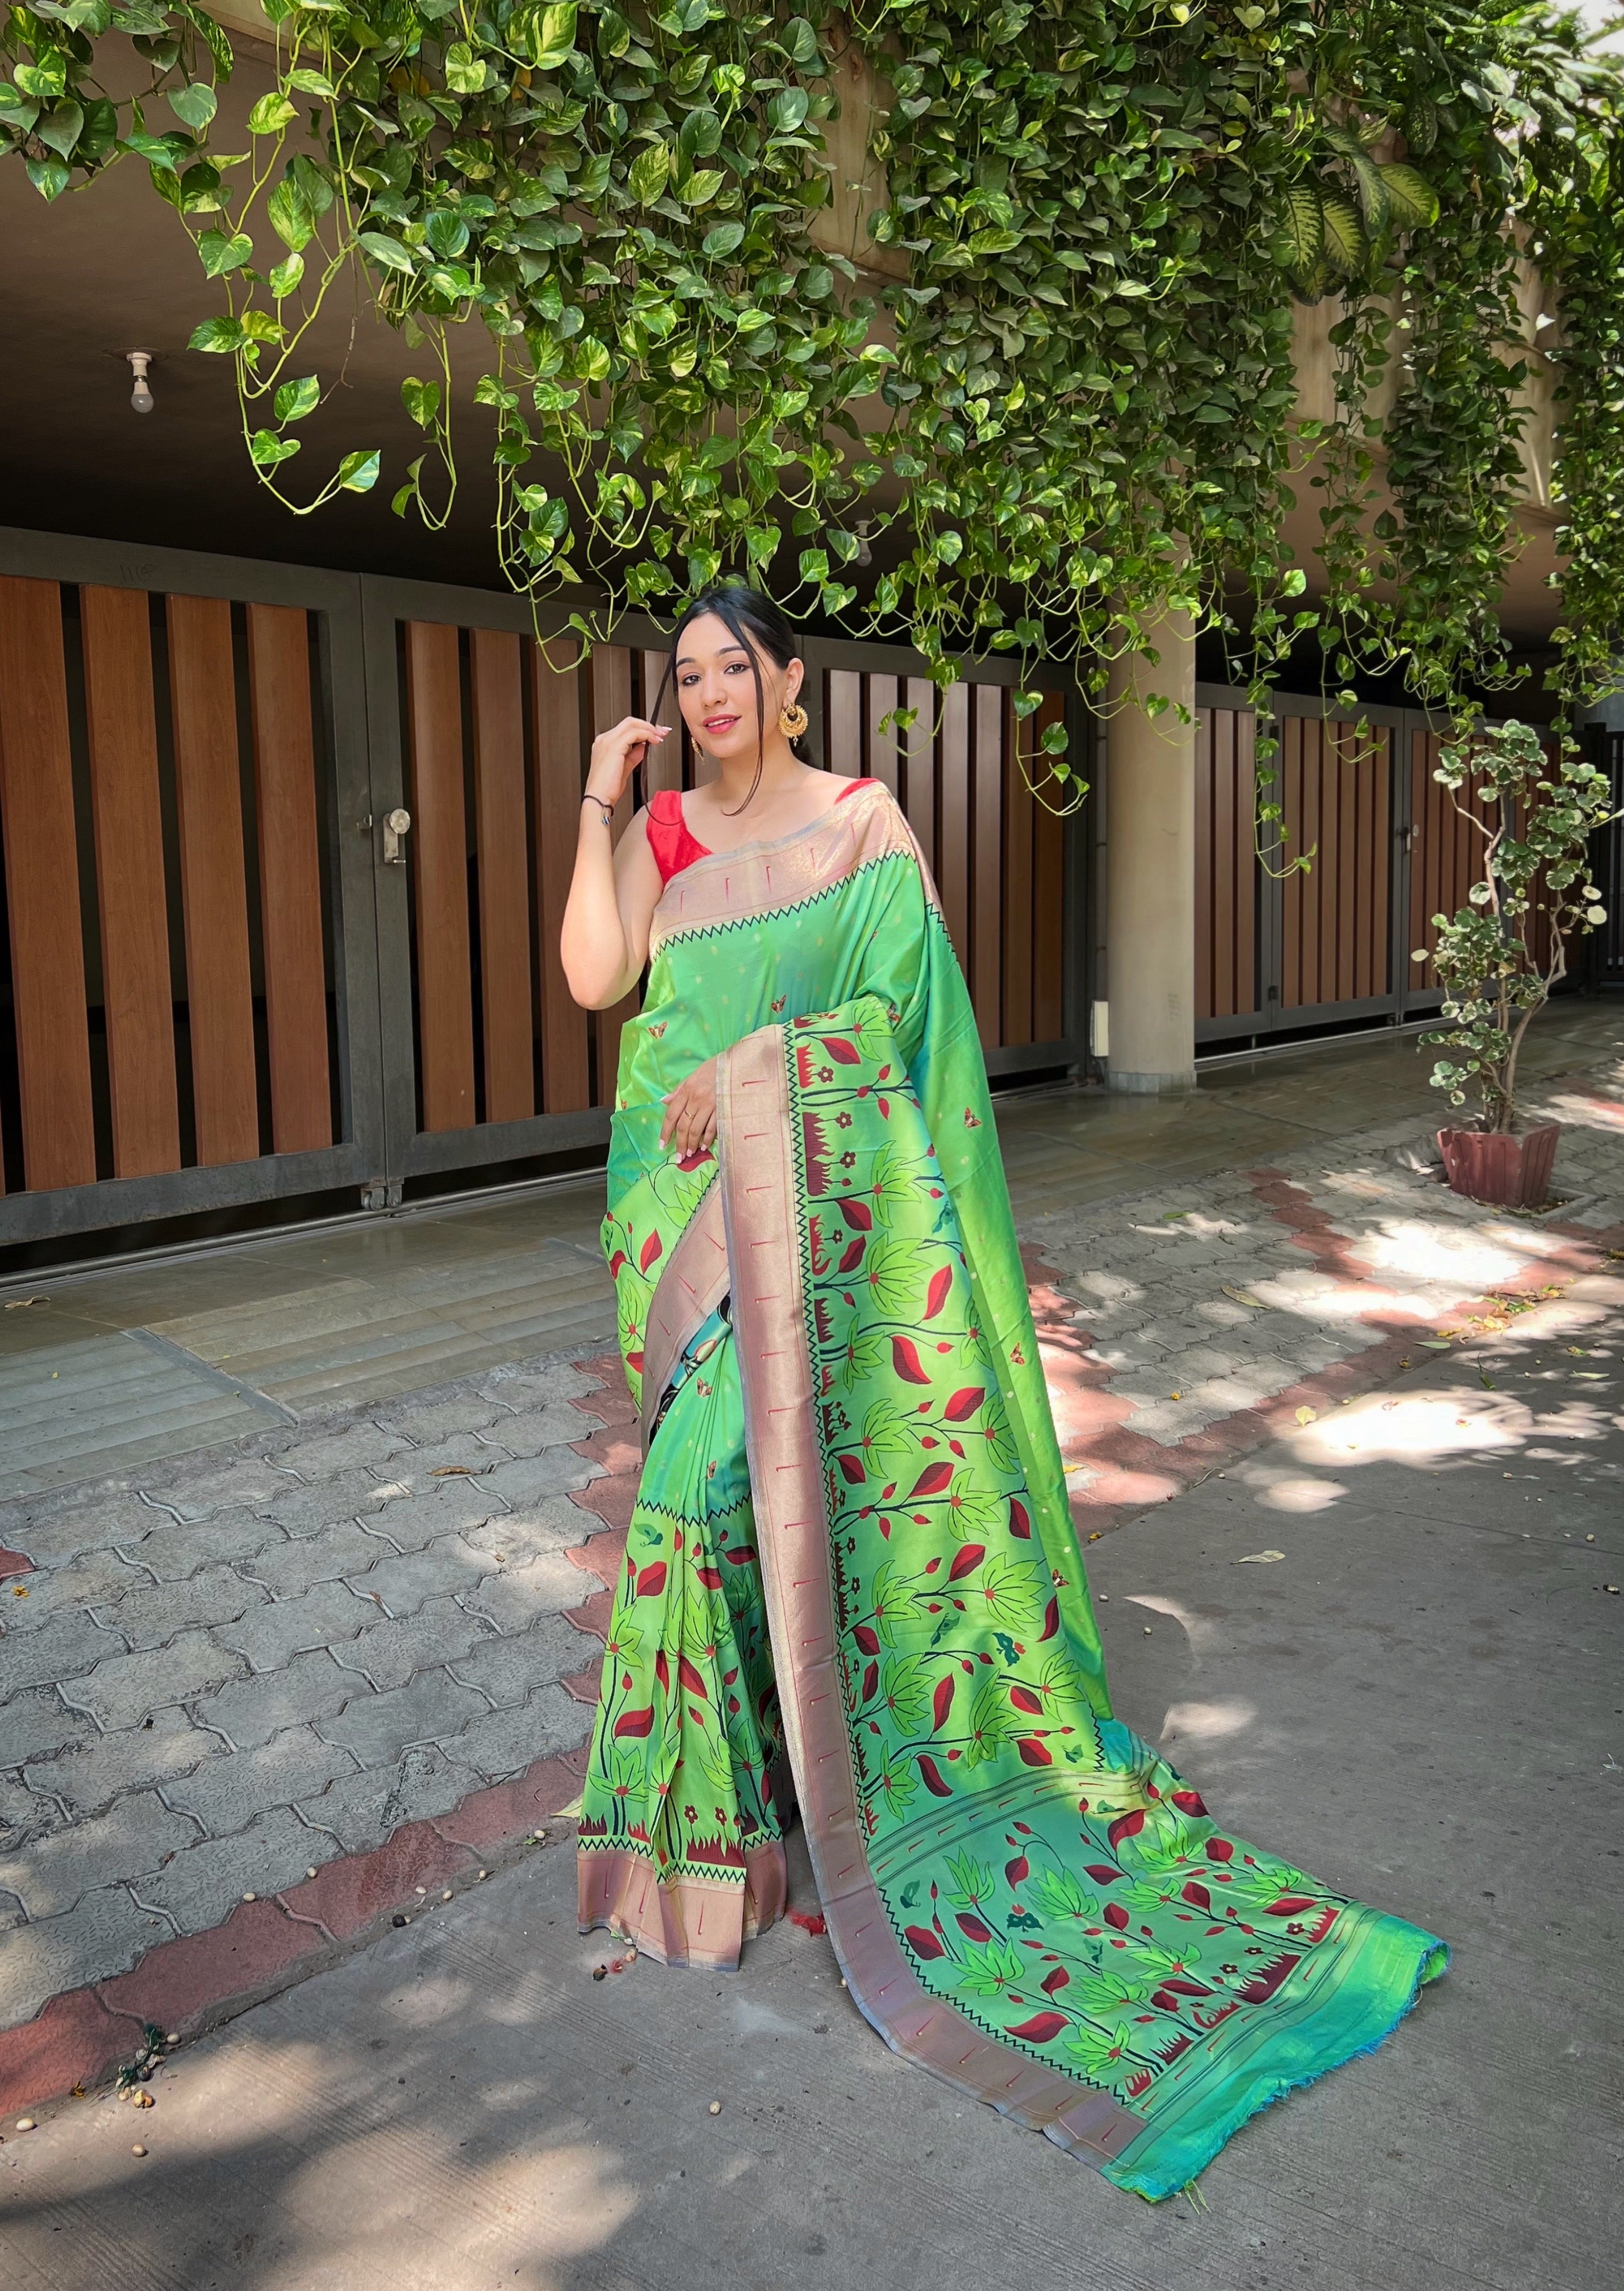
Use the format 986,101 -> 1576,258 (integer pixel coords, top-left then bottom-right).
578,781 -> 1446,2199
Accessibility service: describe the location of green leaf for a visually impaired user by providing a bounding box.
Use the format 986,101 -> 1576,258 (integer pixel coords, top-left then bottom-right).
267,177 -> 314,251
239,310 -> 286,343
34,100 -> 83,159
425,210 -> 469,259
702,220 -> 744,260
274,374 -> 320,423
198,228 -> 253,277
337,449 -> 381,492
768,88 -> 809,135
167,81 -> 218,132
290,156 -> 335,217
1318,193 -> 1366,276
249,428 -> 302,468
25,153 -> 71,201
402,376 -> 441,428
14,55 -> 68,101
628,141 -> 670,206
247,92 -> 297,137
268,252 -> 304,298
679,169 -> 724,207
1276,184 -> 1322,276
1379,164 -> 1439,231
188,314 -> 248,353
442,43 -> 486,95
781,14 -> 820,66
359,231 -> 416,275
286,67 -> 336,100
521,0 -> 577,69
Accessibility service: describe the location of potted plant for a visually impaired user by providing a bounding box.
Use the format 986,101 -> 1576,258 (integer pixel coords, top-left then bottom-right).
1414,717 -> 1617,1207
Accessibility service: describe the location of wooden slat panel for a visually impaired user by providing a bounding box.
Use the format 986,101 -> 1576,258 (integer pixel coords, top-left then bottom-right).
247,605 -> 332,1152
826,669 -> 862,777
80,586 -> 181,1180
591,646 -> 636,1102
1302,721 -> 1324,1005
530,638 -> 591,1113
403,619 -> 474,1135
1368,730 -> 1391,996
168,594 -> 259,1167
902,675 -> 936,869
0,576 -> 95,1192
640,647 -> 681,795
1032,694 -> 1066,1041
1207,711 -> 1229,1017
1234,710 -> 1256,1015
1335,728 -> 1357,999
1281,718 -> 1303,1009
938,681 -> 970,968
866,673 -> 899,798
470,628 -> 533,1124
971,684 -> 1004,1047
1003,699 -> 1036,1045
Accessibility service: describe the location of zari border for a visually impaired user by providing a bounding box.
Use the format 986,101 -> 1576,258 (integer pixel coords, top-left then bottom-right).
649,780 -> 938,953
578,1838 -> 789,1973
715,1022 -> 1146,2167
637,1179 -> 729,1457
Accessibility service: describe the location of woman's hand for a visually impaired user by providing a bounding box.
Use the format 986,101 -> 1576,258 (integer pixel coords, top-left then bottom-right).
586,715 -> 667,810
660,1056 -> 719,1158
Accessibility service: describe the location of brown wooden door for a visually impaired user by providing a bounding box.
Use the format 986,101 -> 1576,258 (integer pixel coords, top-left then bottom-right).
0,547 -> 372,1243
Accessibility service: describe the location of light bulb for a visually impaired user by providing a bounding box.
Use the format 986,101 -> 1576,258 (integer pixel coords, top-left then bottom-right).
126,351 -> 155,415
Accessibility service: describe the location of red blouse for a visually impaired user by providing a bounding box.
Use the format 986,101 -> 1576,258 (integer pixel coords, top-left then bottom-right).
645,779 -> 876,885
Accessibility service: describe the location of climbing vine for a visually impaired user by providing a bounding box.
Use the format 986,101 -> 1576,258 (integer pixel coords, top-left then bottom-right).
3,1 -> 1624,741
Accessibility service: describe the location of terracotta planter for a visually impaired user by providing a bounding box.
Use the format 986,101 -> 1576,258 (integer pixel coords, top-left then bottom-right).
1437,1122 -> 1560,1208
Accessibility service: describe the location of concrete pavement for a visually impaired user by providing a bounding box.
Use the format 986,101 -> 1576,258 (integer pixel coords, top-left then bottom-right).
2,1288 -> 1619,2290
1,999 -> 1622,2284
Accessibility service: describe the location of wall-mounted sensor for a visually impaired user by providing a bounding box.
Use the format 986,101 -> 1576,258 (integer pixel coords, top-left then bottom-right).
126,351 -> 155,414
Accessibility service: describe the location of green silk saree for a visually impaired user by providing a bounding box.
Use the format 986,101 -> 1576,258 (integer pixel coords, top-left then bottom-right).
578,780 -> 1446,2199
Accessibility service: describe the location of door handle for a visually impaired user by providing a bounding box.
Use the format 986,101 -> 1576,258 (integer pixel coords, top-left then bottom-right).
382,807 -> 412,865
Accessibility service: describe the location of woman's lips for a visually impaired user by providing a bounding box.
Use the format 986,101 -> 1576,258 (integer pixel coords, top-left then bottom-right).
703,714 -> 740,734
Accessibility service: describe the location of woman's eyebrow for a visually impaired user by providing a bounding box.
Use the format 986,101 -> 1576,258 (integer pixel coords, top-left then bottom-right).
675,641 -> 750,669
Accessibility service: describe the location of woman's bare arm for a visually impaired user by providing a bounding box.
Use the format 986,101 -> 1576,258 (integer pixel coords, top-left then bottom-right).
560,716 -> 668,1010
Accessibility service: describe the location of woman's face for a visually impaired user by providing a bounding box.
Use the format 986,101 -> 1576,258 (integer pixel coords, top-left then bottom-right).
673,613 -> 803,764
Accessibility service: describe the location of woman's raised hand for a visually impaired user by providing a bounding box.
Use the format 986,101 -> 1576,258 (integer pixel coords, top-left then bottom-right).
586,715 -> 668,810
659,1055 -> 719,1158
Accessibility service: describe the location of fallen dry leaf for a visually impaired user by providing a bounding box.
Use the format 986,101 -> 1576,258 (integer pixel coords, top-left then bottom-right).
3,1296 -> 48,1310
1221,1285 -> 1264,1308
1294,1406 -> 1317,1426
431,1464 -> 492,1477
1238,1549 -> 1286,1565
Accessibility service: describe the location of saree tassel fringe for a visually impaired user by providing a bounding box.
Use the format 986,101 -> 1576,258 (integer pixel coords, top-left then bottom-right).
577,784 -> 1447,2200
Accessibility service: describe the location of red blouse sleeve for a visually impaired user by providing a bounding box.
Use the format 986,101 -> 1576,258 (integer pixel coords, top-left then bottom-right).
644,789 -> 713,884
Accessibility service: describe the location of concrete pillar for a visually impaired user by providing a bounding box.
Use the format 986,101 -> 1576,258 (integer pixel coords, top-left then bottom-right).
1103,612 -> 1197,1093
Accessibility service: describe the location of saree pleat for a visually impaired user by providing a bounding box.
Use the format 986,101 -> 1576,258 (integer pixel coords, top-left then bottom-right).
578,782 -> 1446,2195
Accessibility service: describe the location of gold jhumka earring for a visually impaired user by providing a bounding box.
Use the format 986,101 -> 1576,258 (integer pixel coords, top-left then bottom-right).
778,697 -> 809,739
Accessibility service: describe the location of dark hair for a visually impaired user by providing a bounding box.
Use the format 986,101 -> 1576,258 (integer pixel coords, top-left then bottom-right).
654,582 -> 805,815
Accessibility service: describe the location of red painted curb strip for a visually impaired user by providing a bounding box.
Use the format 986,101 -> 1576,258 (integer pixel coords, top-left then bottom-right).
0,1743 -> 588,2119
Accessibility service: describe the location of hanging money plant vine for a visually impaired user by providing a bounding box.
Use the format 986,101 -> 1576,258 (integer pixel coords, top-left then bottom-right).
3,0 -> 1624,759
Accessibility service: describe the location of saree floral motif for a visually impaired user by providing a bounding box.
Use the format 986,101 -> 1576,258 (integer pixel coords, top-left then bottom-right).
579,780 -> 1446,2198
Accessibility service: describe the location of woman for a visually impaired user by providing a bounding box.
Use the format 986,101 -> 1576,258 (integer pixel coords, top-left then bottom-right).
560,585 -> 1445,2200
